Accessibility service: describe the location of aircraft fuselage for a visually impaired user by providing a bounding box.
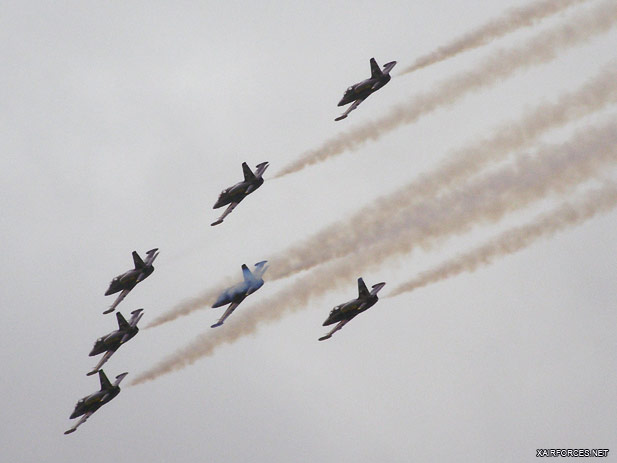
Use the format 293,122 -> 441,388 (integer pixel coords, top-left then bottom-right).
338,74 -> 391,107
212,279 -> 264,308
322,294 -> 379,326
69,388 -> 119,419
105,267 -> 154,295
214,178 -> 264,209
89,327 -> 138,356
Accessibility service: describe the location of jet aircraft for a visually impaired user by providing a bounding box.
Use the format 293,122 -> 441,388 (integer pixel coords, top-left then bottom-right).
335,58 -> 397,121
211,162 -> 269,226
211,261 -> 268,327
318,277 -> 386,341
104,248 -> 159,314
64,370 -> 128,435
86,309 -> 144,376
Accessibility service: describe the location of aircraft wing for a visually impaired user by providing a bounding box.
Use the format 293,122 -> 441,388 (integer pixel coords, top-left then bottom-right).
86,350 -> 115,377
335,98 -> 364,121
104,289 -> 130,314
318,319 -> 349,341
211,202 -> 238,226
64,411 -> 93,435
211,302 -> 240,328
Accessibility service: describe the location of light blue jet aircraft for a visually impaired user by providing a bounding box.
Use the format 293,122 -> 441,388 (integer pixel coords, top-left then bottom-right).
211,261 -> 268,328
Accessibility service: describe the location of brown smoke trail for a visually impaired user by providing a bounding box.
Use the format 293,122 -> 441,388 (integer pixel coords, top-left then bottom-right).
148,65 -> 617,329
146,281 -> 231,328
402,0 -> 591,74
388,184 -> 617,297
268,67 -> 617,279
131,120 -> 617,385
275,0 -> 617,177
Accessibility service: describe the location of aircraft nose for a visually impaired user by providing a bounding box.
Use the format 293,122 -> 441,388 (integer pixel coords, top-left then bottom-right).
337,97 -> 346,107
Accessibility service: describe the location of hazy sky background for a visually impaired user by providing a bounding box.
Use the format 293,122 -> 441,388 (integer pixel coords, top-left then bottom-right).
1,1 -> 616,462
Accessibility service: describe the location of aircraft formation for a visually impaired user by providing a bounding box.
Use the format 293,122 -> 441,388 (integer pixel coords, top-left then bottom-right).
64,57 -> 392,433
65,57 -> 394,434
65,249 -> 157,434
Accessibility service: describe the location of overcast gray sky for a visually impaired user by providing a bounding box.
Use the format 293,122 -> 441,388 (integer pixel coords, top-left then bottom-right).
2,1 -> 616,462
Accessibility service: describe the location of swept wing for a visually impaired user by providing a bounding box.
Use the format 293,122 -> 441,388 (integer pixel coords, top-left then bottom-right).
211,302 -> 240,328
64,411 -> 93,435
335,98 -> 364,121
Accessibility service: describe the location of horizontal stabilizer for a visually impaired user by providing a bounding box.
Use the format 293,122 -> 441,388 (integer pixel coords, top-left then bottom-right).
370,282 -> 386,296
382,61 -> 397,75
113,372 -> 129,387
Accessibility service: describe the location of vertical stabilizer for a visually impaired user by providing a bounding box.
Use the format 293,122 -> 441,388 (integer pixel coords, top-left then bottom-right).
98,370 -> 113,391
241,264 -> 254,282
357,277 -> 370,299
116,312 -> 130,331
132,251 -> 145,270
370,58 -> 383,79
242,162 -> 256,182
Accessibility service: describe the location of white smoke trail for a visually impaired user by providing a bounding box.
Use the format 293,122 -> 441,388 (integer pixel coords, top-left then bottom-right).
149,66 -> 617,328
131,119 -> 617,385
388,183 -> 617,297
402,0 -> 591,74
275,0 -> 617,177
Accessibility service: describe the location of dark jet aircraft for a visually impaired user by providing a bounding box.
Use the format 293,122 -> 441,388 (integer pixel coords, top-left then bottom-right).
318,277 -> 386,341
211,162 -> 269,226
64,370 -> 128,435
335,58 -> 397,121
104,248 -> 159,314
211,261 -> 268,327
86,309 -> 144,376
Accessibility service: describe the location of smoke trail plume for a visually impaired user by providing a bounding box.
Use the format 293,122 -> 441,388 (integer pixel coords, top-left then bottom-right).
147,281 -> 231,328
388,184 -> 617,297
276,0 -> 617,177
402,0 -> 590,74
149,66 -> 617,328
132,120 -> 617,385
268,67 -> 617,279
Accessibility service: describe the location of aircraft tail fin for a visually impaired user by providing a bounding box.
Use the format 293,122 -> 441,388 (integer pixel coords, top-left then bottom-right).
370,282 -> 386,296
132,251 -> 145,270
242,162 -> 256,182
357,277 -> 370,299
242,264 -> 254,282
370,58 -> 382,79
116,312 -> 130,331
98,370 -> 113,391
